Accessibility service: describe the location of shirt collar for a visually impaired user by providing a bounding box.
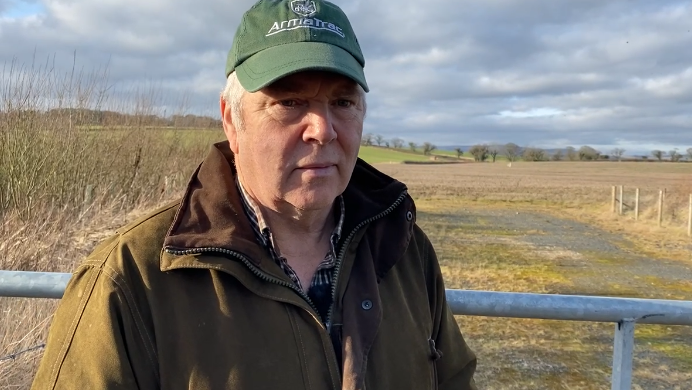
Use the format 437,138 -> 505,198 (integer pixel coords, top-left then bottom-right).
235,178 -> 345,251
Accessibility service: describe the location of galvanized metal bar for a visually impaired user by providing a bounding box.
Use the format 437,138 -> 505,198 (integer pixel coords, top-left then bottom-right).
0,271 -> 72,299
5,270 -> 692,389
611,319 -> 636,390
3,271 -> 692,326
445,289 -> 692,326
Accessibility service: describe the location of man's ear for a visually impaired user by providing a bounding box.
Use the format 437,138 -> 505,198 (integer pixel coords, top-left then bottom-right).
220,97 -> 240,154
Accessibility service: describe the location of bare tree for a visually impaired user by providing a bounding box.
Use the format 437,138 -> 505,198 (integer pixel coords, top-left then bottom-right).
523,147 -> 546,162
687,148 -> 692,161
504,143 -> 521,162
551,150 -> 564,161
578,146 -> 600,161
374,134 -> 385,146
391,138 -> 404,149
361,133 -> 374,146
565,146 -> 578,161
422,142 -> 436,155
408,142 -> 417,152
669,149 -> 682,162
651,150 -> 664,161
611,148 -> 626,161
454,147 -> 463,159
469,144 -> 489,162
489,148 -> 499,162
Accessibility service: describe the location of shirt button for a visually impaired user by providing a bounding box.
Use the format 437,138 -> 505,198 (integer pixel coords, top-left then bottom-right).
406,211 -> 413,221
361,299 -> 373,310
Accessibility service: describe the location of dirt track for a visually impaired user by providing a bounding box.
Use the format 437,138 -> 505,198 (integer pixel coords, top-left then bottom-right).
418,206 -> 692,390
448,208 -> 692,297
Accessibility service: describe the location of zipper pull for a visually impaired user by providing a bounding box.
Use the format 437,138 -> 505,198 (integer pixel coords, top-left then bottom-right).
429,338 -> 443,361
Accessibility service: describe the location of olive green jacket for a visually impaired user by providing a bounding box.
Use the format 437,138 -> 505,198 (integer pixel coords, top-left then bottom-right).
32,142 -> 477,390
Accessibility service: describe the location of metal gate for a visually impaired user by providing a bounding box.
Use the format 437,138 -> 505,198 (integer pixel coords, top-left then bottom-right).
2,270 -> 692,390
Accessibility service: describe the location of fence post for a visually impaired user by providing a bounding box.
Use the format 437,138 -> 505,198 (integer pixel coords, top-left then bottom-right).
84,184 -> 94,206
611,319 -> 636,390
619,186 -> 624,215
612,186 -> 616,213
688,194 -> 692,237
634,189 -> 640,221
658,190 -> 664,227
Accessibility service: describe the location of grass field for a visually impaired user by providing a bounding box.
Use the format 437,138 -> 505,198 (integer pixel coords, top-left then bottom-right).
375,161 -> 692,261
357,145 -> 439,163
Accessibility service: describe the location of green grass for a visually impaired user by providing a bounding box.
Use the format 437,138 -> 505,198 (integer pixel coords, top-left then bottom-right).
358,146 -> 433,164
85,127 -> 225,147
432,148 -> 508,162
431,149 -> 464,158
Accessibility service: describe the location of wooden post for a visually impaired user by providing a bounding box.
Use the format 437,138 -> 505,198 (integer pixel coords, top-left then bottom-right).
84,184 -> 94,205
619,186 -> 624,215
688,194 -> 692,237
612,186 -> 616,213
658,190 -> 664,227
634,188 -> 640,221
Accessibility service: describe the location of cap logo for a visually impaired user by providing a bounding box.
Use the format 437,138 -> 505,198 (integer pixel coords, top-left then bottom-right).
266,0 -> 345,38
290,0 -> 317,17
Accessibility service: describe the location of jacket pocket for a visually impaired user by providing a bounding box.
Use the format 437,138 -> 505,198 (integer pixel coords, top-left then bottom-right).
429,338 -> 442,390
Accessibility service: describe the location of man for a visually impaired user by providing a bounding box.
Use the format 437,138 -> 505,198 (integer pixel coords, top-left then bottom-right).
32,0 -> 477,389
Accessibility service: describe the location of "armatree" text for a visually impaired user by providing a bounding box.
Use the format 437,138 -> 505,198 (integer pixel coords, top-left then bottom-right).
266,18 -> 345,38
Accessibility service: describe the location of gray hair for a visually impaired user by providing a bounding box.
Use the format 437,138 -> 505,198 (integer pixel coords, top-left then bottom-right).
220,71 -> 247,131
220,71 -> 368,131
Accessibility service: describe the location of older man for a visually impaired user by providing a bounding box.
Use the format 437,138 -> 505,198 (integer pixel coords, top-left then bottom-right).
31,0 -> 476,389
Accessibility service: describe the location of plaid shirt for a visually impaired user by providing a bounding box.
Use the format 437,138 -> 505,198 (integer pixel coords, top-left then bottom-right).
236,179 -> 345,323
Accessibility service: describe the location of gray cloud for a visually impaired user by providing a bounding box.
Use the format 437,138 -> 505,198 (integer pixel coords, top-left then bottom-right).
1,0 -> 691,153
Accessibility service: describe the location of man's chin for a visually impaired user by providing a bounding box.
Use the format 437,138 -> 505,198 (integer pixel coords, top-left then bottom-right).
287,191 -> 339,212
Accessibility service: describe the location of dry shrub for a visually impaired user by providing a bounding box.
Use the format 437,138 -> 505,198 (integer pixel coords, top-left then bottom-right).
0,58 -> 221,223
0,57 -> 224,388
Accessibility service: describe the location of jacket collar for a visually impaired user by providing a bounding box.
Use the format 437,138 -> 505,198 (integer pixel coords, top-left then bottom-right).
162,141 -> 410,272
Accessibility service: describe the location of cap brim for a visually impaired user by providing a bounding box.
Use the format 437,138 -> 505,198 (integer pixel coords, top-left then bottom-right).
235,41 -> 369,93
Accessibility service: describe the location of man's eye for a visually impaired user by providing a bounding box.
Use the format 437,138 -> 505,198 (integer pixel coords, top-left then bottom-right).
336,99 -> 353,107
280,100 -> 298,107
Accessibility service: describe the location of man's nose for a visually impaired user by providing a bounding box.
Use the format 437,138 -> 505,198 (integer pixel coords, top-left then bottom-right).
302,105 -> 337,145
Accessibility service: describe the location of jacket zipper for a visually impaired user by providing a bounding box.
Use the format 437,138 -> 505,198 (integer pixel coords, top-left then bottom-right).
164,246 -> 323,324
165,189 -> 408,384
324,190 -> 408,333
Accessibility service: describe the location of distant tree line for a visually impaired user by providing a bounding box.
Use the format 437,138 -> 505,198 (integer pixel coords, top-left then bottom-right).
361,133 -> 439,155
462,144 -> 692,163
360,134 -> 692,163
0,108 -> 223,129
650,149 -> 691,162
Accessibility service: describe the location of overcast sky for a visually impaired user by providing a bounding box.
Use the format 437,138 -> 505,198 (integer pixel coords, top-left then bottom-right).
2,0 -> 691,154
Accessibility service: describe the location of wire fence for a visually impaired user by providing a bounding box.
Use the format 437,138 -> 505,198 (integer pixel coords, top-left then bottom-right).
0,344 -> 45,362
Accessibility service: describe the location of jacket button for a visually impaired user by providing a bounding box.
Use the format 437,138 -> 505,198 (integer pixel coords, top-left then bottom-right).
361,300 -> 373,310
406,211 -> 413,221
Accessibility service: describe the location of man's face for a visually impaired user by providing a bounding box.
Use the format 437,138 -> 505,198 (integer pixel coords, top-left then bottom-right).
222,70 -> 365,213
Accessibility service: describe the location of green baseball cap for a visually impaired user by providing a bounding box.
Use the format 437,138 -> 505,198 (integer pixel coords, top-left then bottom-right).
226,0 -> 369,93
